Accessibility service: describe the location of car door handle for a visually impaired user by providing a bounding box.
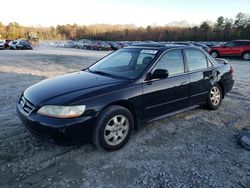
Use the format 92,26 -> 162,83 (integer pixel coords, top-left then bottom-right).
180,82 -> 188,86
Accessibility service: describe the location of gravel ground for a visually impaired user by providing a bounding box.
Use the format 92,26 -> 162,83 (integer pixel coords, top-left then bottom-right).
0,47 -> 250,188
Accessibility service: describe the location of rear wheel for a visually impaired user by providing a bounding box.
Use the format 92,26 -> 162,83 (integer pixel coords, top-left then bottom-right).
210,51 -> 219,58
92,105 -> 134,151
207,84 -> 222,110
243,52 -> 250,60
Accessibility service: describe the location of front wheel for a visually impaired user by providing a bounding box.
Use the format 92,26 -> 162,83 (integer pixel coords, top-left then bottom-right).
92,105 -> 134,151
207,84 -> 222,110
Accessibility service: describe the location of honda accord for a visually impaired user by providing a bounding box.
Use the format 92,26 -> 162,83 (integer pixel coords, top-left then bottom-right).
17,44 -> 234,151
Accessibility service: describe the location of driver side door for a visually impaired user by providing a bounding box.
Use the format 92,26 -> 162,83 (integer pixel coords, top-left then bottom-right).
142,49 -> 189,121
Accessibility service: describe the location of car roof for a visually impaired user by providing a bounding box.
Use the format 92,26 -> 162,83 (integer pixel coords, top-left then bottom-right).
232,40 -> 250,42
125,43 -> 203,51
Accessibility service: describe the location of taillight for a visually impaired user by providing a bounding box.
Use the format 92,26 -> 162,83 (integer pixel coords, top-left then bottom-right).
229,66 -> 233,74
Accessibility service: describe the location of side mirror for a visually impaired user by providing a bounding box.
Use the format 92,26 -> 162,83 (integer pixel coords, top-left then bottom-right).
148,69 -> 169,80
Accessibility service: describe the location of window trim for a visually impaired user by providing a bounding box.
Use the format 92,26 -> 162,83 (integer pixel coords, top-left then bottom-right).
142,47 -> 215,82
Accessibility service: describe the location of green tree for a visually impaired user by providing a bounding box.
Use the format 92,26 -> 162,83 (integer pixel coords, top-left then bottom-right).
200,21 -> 212,40
215,16 -> 225,30
234,12 -> 248,29
0,22 -> 5,38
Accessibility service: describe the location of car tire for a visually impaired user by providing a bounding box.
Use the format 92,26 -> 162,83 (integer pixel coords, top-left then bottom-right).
242,52 -> 250,61
210,51 -> 219,58
92,105 -> 134,151
207,84 -> 222,110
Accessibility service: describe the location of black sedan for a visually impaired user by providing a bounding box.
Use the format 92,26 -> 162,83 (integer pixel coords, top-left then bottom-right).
16,41 -> 33,50
17,44 -> 234,151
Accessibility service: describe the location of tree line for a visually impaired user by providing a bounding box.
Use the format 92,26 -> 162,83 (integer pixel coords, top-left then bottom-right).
0,12 -> 249,41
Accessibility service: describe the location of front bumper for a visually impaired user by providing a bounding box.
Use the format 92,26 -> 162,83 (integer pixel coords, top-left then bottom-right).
17,103 -> 96,144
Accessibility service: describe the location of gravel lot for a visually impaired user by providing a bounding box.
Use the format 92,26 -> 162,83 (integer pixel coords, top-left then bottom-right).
0,47 -> 250,188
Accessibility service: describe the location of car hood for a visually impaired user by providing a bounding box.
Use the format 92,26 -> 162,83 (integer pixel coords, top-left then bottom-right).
24,71 -> 126,106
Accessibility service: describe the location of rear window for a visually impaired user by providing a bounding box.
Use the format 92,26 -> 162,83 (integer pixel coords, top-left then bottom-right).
185,49 -> 208,71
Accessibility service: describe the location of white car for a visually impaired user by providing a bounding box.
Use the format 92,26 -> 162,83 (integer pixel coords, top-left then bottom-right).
0,40 -> 5,49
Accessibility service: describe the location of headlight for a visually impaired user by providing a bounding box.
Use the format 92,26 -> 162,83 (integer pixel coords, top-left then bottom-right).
37,105 -> 86,118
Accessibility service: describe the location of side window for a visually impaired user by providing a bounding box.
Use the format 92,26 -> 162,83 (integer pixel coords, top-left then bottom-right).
185,49 -> 208,71
241,41 -> 250,46
234,42 -> 242,46
153,50 -> 184,76
224,42 -> 237,47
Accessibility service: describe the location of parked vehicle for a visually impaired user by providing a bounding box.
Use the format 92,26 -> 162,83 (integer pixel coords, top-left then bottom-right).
109,42 -> 122,50
4,40 -> 12,49
172,42 -> 210,52
202,41 -> 221,47
172,42 -> 191,46
82,41 -> 92,50
17,44 -> 234,151
209,40 -> 250,60
16,41 -> 33,50
53,41 -> 66,48
191,42 -> 210,52
8,40 -> 32,50
0,40 -> 5,49
75,39 -> 91,49
89,41 -> 111,51
9,40 -> 18,49
65,40 -> 76,48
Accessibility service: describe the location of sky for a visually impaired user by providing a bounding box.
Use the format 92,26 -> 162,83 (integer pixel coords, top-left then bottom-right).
0,0 -> 250,27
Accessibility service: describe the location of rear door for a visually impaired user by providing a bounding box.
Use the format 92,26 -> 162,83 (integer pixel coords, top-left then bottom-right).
229,41 -> 243,55
184,49 -> 216,106
142,49 -> 189,120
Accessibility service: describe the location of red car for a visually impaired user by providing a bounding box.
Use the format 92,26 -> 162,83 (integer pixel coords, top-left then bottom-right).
209,40 -> 250,60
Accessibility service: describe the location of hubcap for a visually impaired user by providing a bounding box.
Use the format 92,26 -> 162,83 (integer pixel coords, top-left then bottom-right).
210,86 -> 221,106
243,53 -> 250,60
211,52 -> 218,58
104,115 -> 129,146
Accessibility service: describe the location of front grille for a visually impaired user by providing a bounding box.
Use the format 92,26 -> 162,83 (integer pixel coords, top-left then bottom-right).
20,96 -> 35,114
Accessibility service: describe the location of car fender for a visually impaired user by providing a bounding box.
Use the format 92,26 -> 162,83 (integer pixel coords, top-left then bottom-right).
77,84 -> 143,121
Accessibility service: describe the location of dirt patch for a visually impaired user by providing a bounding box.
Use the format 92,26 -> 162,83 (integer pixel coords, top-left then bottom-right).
0,47 -> 250,187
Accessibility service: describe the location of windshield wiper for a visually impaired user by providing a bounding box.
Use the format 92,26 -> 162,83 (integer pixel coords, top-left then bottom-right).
87,69 -> 131,80
88,69 -> 115,77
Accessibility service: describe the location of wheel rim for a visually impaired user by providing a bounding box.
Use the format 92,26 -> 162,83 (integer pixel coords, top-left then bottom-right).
104,115 -> 129,146
210,86 -> 221,106
243,53 -> 250,60
211,52 -> 218,58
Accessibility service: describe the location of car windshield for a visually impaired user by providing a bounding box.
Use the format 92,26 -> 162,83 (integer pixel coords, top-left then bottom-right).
88,49 -> 158,79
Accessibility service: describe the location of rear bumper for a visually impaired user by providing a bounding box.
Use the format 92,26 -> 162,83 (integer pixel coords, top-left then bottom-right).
17,104 -> 96,144
222,76 -> 234,95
